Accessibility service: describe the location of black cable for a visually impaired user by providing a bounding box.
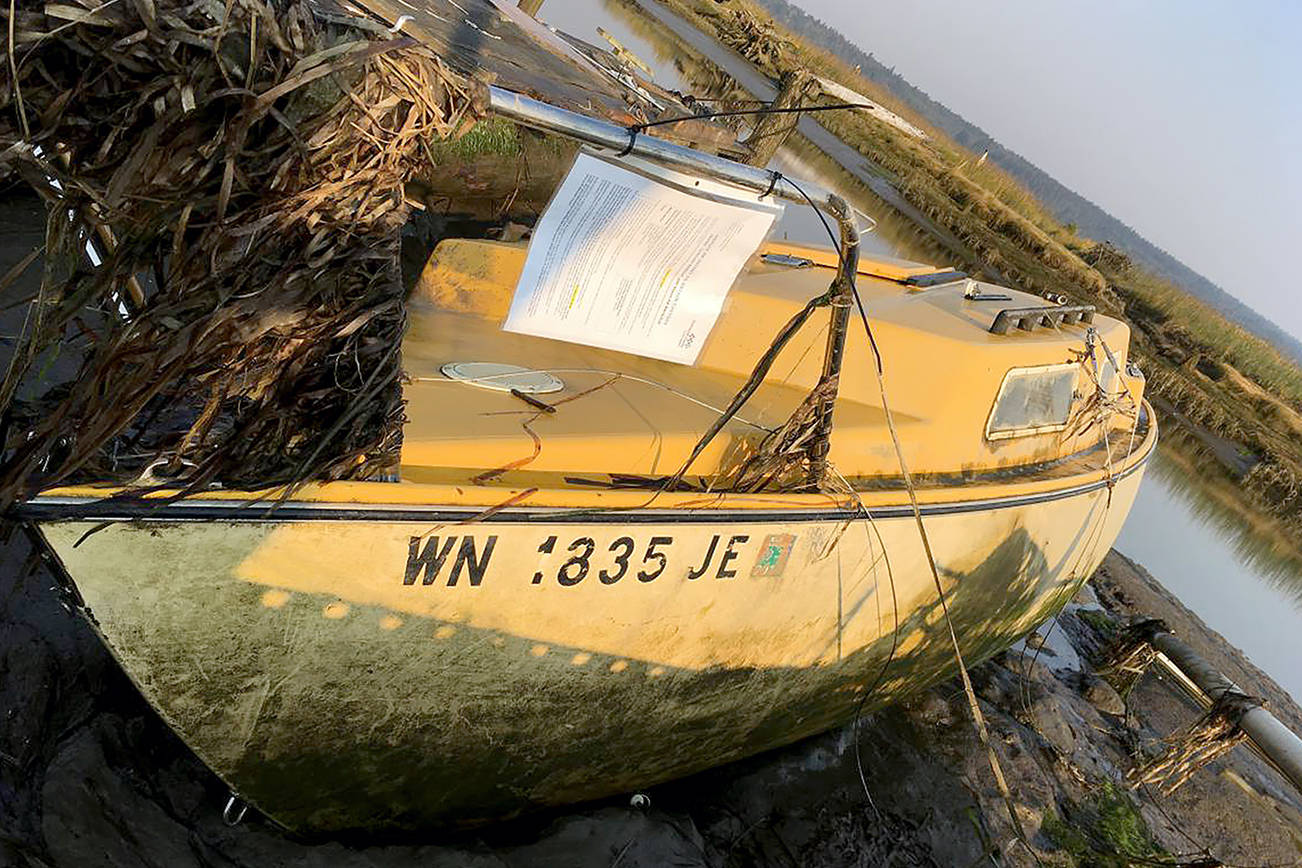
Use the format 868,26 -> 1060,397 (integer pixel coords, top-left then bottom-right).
782,174 -> 841,256
617,127 -> 638,157
633,101 -> 879,133
783,173 -> 882,372
849,274 -> 884,374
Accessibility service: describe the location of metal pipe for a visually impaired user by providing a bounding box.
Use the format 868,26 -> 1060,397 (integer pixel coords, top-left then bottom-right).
486,86 -> 842,216
1149,631 -> 1302,793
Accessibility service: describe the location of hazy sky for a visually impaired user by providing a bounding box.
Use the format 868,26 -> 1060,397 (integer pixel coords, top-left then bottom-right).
797,0 -> 1302,341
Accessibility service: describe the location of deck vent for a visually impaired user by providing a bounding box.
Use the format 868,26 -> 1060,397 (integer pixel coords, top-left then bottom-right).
989,304 -> 1095,335
440,362 -> 564,394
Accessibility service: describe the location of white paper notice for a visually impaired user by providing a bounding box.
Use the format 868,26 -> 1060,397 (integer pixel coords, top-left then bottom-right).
503,152 -> 782,364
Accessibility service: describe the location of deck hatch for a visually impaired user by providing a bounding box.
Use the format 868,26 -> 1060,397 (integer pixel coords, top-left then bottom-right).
989,304 -> 1095,334
986,364 -> 1078,440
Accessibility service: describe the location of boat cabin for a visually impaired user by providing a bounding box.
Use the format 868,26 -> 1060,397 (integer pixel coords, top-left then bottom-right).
400,238 -> 1143,492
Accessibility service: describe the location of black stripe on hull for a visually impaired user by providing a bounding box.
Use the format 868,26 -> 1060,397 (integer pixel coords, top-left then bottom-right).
15,438 -> 1153,525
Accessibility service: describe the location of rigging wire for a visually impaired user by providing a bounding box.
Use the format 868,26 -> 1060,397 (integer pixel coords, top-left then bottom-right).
630,101 -> 882,134
802,184 -> 1222,867
749,181 -> 902,809
412,368 -> 774,432
1033,351 -> 1280,868
779,169 -> 842,257
1015,344 -> 1123,720
826,461 -> 900,822
783,172 -> 1042,863
782,172 -> 1221,866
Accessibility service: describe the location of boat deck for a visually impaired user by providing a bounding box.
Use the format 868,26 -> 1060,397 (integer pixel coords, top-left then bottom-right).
399,239 -> 1138,489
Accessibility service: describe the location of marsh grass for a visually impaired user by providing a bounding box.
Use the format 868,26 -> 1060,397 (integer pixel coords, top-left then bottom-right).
0,0 -> 482,501
1116,265 -> 1302,409
425,116 -> 525,162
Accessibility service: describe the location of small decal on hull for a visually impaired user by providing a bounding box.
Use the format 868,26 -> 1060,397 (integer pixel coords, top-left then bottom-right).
751,534 -> 795,577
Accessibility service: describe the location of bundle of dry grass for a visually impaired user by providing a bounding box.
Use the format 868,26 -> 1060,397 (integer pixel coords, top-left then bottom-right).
1128,690 -> 1256,795
0,0 -> 481,505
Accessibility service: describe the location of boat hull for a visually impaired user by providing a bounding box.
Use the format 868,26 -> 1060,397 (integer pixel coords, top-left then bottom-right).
32,451 -> 1148,832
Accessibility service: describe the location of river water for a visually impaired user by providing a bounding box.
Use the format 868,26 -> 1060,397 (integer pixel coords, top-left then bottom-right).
540,0 -> 1302,704
1116,450 -> 1302,700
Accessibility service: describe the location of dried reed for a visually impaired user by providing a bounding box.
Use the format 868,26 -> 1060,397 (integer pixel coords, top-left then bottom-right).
0,0 -> 481,504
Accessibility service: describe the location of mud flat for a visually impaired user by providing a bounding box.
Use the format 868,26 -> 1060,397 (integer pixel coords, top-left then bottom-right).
1,527 -> 1299,867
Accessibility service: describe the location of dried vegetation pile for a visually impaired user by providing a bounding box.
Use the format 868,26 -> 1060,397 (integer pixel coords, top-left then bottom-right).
0,0 -> 479,504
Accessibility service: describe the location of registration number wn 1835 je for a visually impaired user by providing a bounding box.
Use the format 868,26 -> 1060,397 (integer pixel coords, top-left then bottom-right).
402,532 -> 797,588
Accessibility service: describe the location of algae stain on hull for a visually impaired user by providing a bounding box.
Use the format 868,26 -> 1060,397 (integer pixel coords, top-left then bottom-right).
36,468 -> 1142,832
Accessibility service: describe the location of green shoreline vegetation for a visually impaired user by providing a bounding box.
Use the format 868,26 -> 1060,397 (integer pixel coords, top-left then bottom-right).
605,0 -> 1302,553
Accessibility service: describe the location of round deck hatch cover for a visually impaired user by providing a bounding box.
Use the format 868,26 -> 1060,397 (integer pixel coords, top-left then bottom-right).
440,362 -> 564,394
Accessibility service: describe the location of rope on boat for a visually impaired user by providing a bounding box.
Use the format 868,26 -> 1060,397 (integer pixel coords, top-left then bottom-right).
824,461 -> 900,821
822,180 -> 1147,863
1012,329 -> 1141,721
726,376 -> 838,492
857,299 -> 1041,862
661,284 -> 837,493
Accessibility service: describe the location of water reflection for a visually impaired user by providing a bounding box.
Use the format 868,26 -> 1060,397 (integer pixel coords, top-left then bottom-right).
1117,443 -> 1302,702
538,0 -> 692,92
1142,444 -> 1302,600
765,147 -> 952,264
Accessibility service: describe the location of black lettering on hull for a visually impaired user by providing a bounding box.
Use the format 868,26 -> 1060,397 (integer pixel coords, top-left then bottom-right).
717,535 -> 750,579
405,535 -> 498,586
686,535 -> 720,580
405,536 -> 457,585
450,535 -> 497,586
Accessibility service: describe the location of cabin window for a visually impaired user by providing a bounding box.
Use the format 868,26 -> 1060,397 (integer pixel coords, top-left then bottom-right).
986,364 -> 1077,440
1099,358 -> 1120,393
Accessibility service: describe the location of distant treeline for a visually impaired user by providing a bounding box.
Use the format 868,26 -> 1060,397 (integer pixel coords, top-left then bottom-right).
756,0 -> 1302,364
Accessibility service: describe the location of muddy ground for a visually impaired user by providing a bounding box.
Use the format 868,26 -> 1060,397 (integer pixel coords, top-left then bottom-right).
2,533 -> 1300,867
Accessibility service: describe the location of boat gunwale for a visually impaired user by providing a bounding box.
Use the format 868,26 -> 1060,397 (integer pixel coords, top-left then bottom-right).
16,403 -> 1157,524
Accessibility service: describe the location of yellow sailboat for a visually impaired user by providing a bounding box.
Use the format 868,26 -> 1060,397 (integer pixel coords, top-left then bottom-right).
20,89 -> 1153,833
